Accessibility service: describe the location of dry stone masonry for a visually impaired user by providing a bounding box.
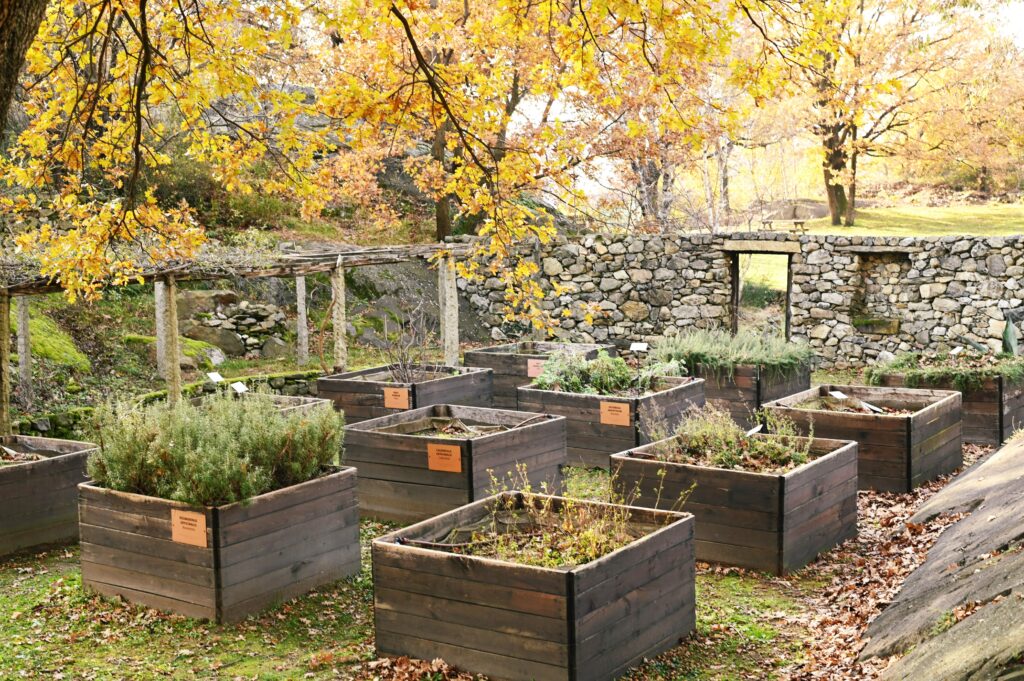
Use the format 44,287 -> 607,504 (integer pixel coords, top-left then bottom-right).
460,232 -> 1024,369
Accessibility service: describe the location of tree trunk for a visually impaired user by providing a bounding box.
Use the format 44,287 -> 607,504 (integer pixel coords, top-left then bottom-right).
0,0 -> 49,139
431,120 -> 453,240
845,147 -> 858,226
632,159 -> 663,222
717,139 -> 732,221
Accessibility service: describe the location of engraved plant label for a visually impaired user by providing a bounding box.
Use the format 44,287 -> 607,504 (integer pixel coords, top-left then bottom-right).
428,443 -> 462,473
171,509 -> 207,548
600,401 -> 631,427
383,387 -> 411,409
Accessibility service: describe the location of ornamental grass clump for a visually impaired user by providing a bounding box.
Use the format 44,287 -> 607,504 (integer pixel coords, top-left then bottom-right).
864,351 -> 1024,392
530,350 -> 682,396
88,391 -> 344,507
650,329 -> 813,378
648,407 -> 814,474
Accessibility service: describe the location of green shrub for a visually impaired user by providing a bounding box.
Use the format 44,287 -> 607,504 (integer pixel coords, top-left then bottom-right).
88,391 -> 344,507
650,329 -> 813,379
648,407 -> 813,473
530,350 -> 681,396
864,351 -> 1024,392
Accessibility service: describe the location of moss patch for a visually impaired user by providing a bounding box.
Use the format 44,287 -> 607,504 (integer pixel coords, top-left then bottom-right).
123,333 -> 220,367
11,310 -> 91,372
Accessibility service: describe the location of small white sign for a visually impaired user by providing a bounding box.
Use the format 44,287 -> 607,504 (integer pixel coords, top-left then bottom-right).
230,381 -> 248,394
829,390 -> 848,399
206,372 -> 224,383
630,342 -> 649,353
861,400 -> 884,413
950,346 -> 964,356
745,424 -> 763,436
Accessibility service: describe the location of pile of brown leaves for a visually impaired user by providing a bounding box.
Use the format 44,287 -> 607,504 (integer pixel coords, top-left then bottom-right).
781,443 -> 991,679
354,656 -> 483,680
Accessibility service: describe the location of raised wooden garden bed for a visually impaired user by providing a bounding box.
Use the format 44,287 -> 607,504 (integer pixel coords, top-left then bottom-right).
79,466 -> 359,622
695,363 -> 811,428
870,373 -> 1024,446
762,385 -> 962,493
611,435 -> 858,574
344,405 -> 566,523
517,377 -> 705,469
373,492 -> 695,681
317,364 -> 492,423
191,393 -> 331,415
0,435 -> 98,557
463,342 -> 615,408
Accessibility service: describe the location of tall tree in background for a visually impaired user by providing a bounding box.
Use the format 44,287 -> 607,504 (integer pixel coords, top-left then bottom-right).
744,0 -> 992,225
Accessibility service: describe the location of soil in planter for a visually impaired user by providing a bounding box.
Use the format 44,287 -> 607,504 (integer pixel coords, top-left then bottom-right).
406,495 -> 653,568
794,395 -> 915,415
0,442 -> 61,465
373,416 -> 511,439
643,408 -> 815,474
353,368 -> 450,384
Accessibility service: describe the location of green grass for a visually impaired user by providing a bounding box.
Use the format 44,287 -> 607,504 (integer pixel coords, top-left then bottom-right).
12,308 -> 91,372
746,204 -> 1024,291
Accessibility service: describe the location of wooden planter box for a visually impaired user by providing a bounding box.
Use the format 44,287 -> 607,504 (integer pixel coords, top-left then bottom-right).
345,405 -> 566,523
872,373 -> 1024,446
79,466 -> 359,623
373,492 -> 695,681
464,342 -> 616,408
0,435 -> 98,557
317,364 -> 492,423
191,393 -> 331,415
517,377 -> 705,469
611,435 -> 858,574
762,385 -> 962,493
695,362 -> 811,429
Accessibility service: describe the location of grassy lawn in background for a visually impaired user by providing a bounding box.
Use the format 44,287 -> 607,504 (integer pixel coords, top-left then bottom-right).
742,204 -> 1024,291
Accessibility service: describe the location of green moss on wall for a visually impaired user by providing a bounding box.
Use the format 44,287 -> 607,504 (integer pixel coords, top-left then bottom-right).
11,310 -> 91,372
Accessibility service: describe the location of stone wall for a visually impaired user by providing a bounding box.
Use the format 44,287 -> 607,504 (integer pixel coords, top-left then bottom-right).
460,232 -> 1024,369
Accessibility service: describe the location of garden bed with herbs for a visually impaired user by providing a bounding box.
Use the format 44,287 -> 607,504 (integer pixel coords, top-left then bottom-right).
464,341 -> 615,408
763,385 -> 962,493
344,404 -> 565,523
516,352 -> 705,468
373,490 -> 696,681
866,351 -> 1024,445
0,435 -> 98,557
650,330 -> 813,428
79,392 -> 358,623
317,364 -> 492,423
190,391 -> 331,415
611,409 -> 858,574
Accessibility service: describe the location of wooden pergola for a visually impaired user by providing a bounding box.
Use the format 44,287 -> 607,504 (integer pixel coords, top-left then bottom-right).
0,243 -> 468,434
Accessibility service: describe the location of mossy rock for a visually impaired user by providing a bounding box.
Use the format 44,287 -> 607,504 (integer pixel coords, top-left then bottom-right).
11,310 -> 91,372
123,334 -> 224,370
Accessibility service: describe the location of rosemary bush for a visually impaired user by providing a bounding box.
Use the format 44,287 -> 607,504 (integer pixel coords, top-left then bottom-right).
650,329 -> 814,379
648,407 -> 814,473
864,351 -> 1024,392
88,392 -> 344,507
530,350 -> 681,396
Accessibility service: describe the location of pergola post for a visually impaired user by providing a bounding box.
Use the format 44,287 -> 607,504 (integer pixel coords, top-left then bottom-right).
163,276 -> 182,405
331,260 -> 347,373
15,296 -> 31,409
154,280 -> 168,378
296,275 -> 309,365
0,291 -> 11,434
439,254 -> 460,366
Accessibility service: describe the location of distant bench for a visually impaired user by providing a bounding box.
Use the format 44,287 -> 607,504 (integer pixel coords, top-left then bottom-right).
760,218 -> 808,233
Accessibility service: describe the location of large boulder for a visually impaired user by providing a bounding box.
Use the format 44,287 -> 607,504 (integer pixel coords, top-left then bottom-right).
175,289 -> 239,321
862,440 -> 1024,679
180,319 -> 245,356
260,336 -> 291,359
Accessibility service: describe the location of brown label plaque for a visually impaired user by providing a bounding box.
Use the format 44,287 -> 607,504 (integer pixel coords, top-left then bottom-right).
428,443 -> 463,473
526,358 -> 546,378
171,509 -> 208,548
600,401 -> 632,427
383,387 -> 411,410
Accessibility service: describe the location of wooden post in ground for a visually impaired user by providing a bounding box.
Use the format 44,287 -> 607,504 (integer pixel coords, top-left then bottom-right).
439,254 -> 460,366
15,296 -> 31,409
0,291 -> 11,434
163,276 -> 182,405
296,276 -> 309,365
331,260 -> 347,373
154,280 -> 168,378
